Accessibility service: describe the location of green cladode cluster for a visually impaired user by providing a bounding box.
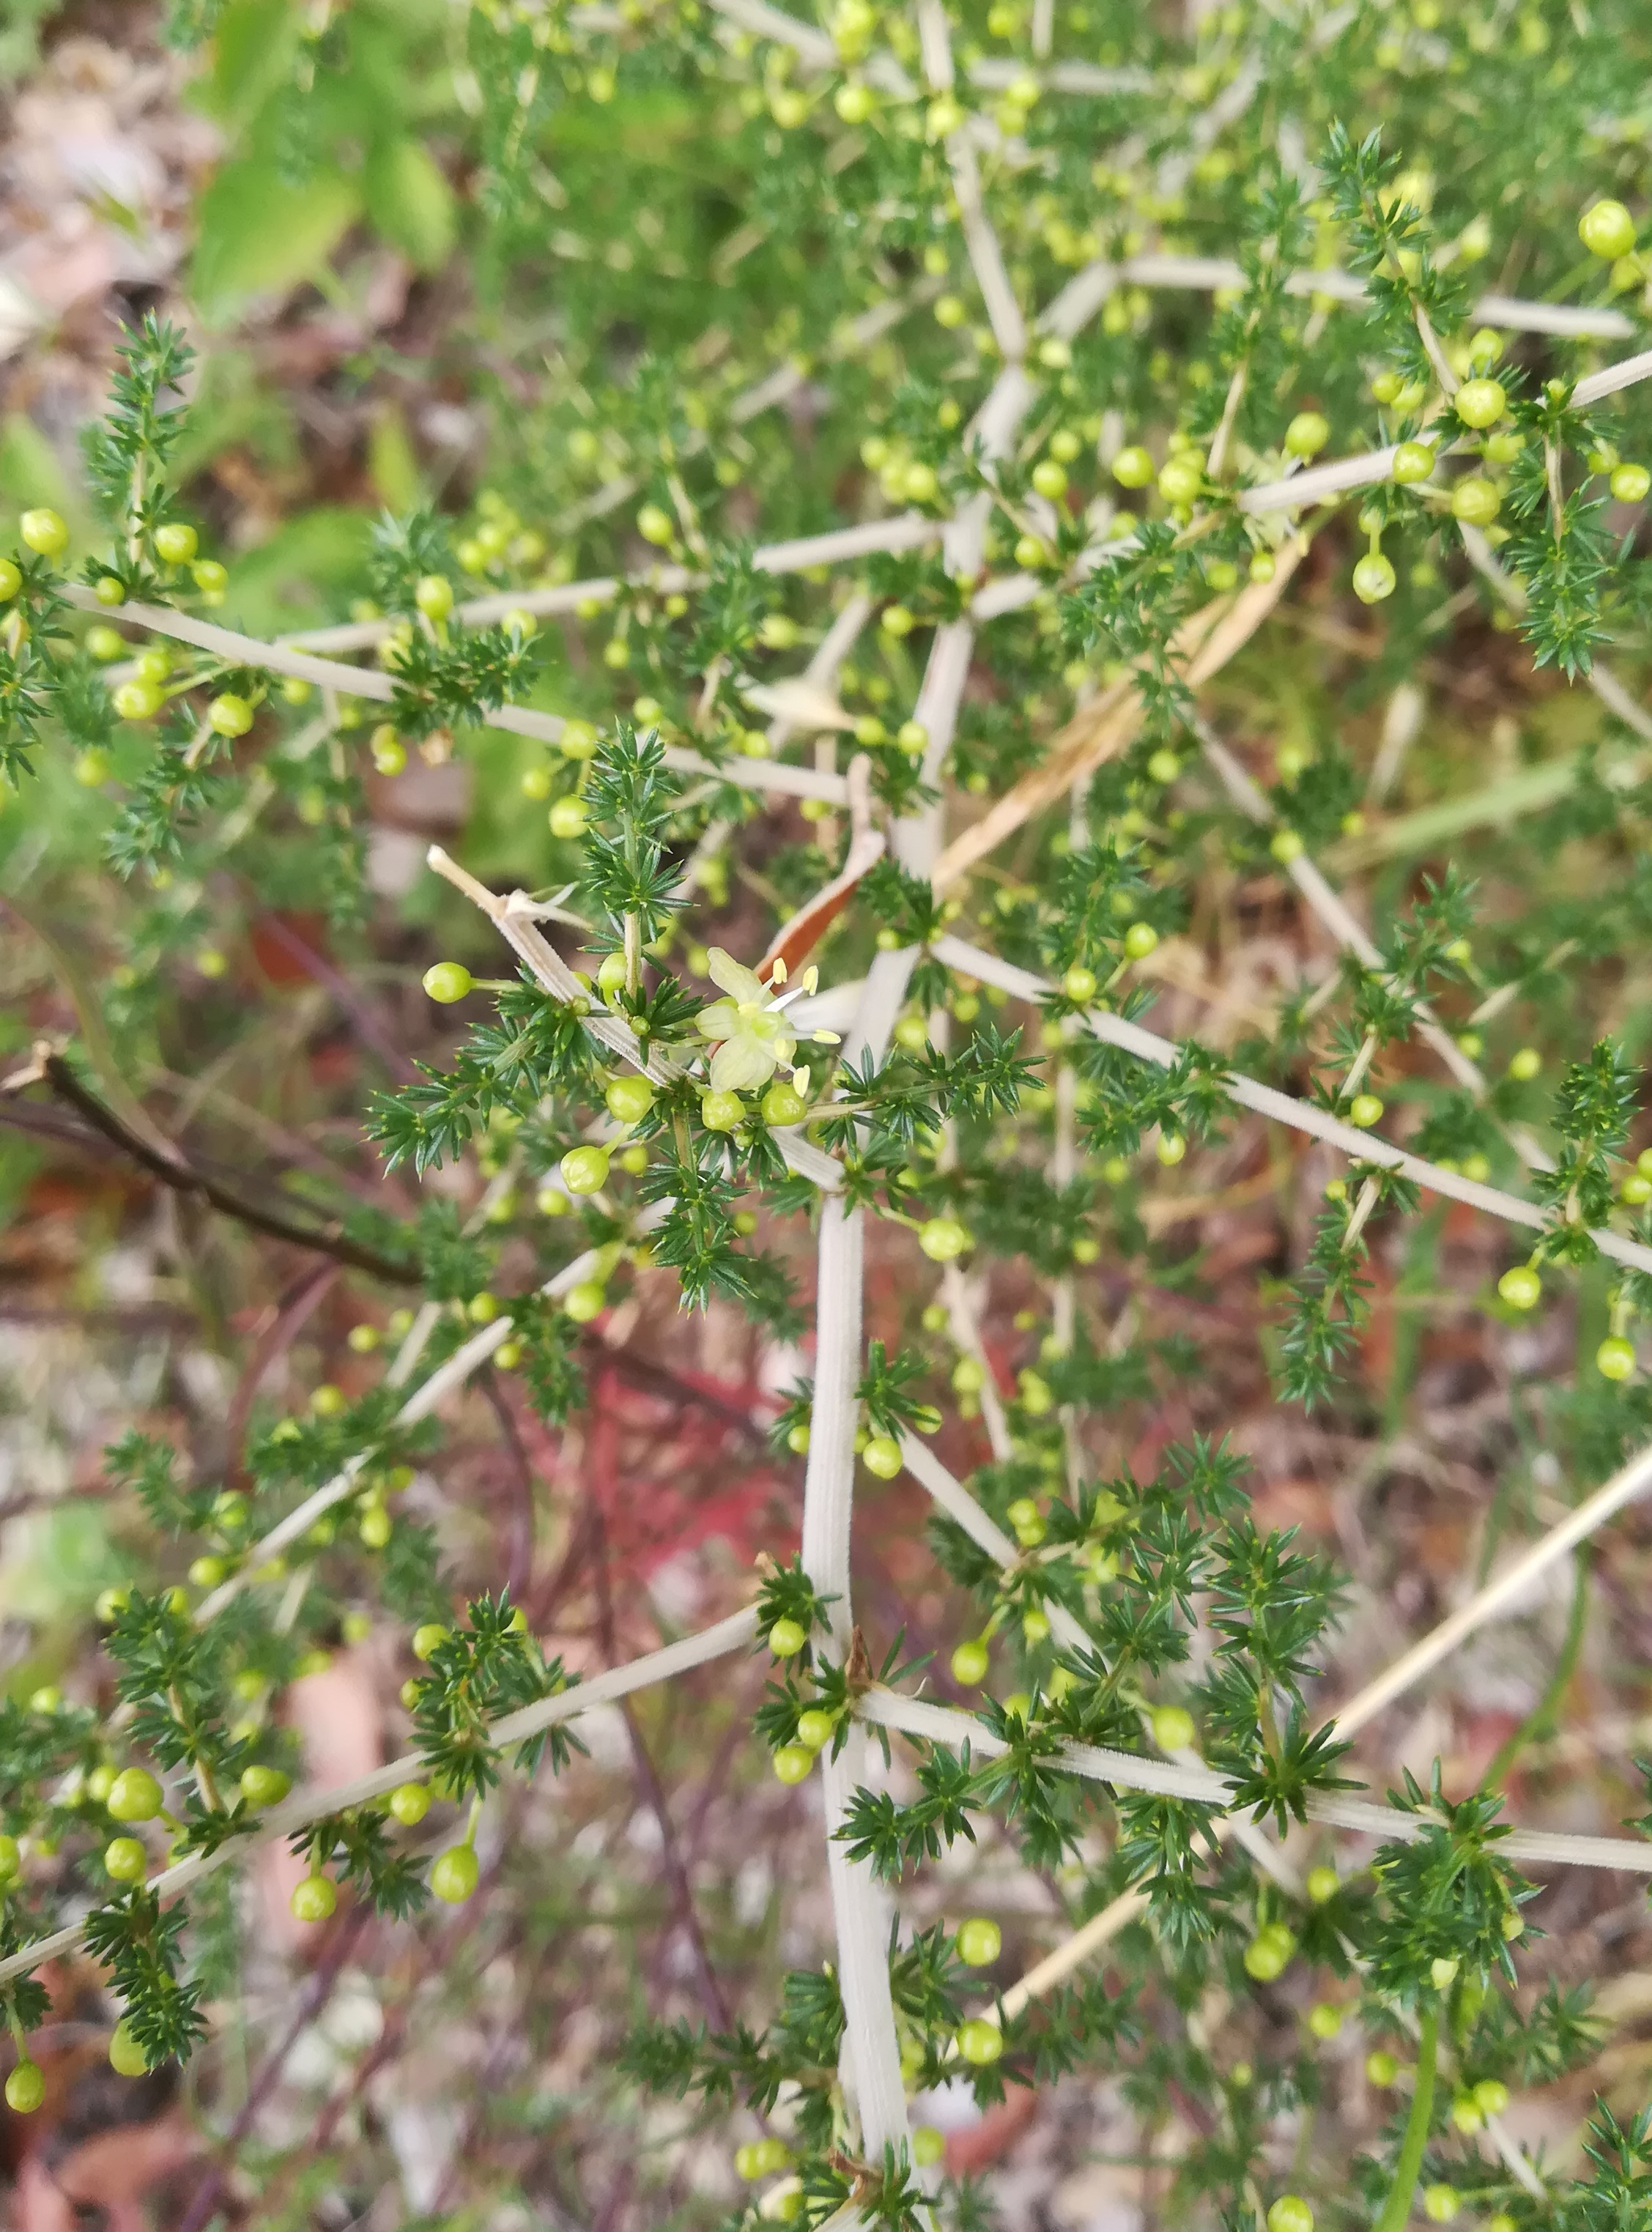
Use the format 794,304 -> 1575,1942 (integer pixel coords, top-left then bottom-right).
6,0 -> 1652,2223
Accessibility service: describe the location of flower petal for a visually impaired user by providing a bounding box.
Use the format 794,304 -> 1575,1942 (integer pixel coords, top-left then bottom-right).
706,946 -> 770,1006
696,998 -> 743,1042
710,1035 -> 780,1093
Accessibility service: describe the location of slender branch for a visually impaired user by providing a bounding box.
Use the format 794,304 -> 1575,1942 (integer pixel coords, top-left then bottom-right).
20,1050 -> 419,1285
0,1607 -> 760,1993
858,1688 -> 1652,1871
930,933 -> 1652,1278
1328,1435 -> 1652,1739
1372,2003 -> 1440,2232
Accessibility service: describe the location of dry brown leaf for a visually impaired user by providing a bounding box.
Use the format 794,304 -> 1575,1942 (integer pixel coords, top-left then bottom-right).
930,538 -> 1305,891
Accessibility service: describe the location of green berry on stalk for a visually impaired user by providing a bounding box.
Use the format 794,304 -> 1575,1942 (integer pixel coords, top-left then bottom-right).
767,1617 -> 807,1657
1269,828 -> 1304,862
1123,922 -> 1158,960
1242,1924 -> 1294,1981
0,557 -> 20,599
19,507 -> 68,556
1111,445 -> 1155,488
772,1743 -> 814,1784
560,1144 -> 610,1195
107,1767 -> 163,1822
105,1836 -> 148,1883
109,2020 -> 149,2077
1305,1865 -> 1339,1904
1391,441 -> 1436,483
1611,462 -> 1651,502
1580,198 -> 1637,259
796,1708 -> 836,1750
291,1872 -> 337,1922
565,1280 -> 607,1323
85,626 -> 125,661
1497,1265 -> 1541,1309
761,1080 -> 807,1126
113,679 -> 162,722
701,1089 -> 744,1131
950,1637 -> 990,1684
862,1434 -> 903,1478
422,962 -> 473,1004
1454,378 -> 1507,428
1366,2048 -> 1400,2085
1451,477 -> 1500,524
1348,1093 -> 1384,1129
912,2125 -> 945,2167
154,522 -> 199,564
1307,2002 -> 1343,2039
1423,2187 -> 1460,2223
1157,453 -> 1204,505
549,796 -> 588,838
1352,552 -> 1396,604
605,1074 -> 655,1125
415,573 -> 454,620
1151,1704 -> 1196,1751
918,1215 -> 969,1261
1267,2200 -> 1314,2232
1284,411 -> 1329,457
955,2017 -> 1004,2065
431,1844 -> 480,1902
1597,1335 -> 1636,1380
1062,963 -> 1097,1002
192,559 -> 229,593
389,1782 -> 431,1825
955,1915 -> 1002,1966
5,2058 -> 45,2113
239,1764 -> 291,1807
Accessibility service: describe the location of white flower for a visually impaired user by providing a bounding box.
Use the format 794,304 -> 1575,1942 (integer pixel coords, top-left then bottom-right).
695,950 -> 836,1093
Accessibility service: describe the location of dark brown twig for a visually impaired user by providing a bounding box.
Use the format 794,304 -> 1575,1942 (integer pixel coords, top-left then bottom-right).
20,1051 -> 419,1284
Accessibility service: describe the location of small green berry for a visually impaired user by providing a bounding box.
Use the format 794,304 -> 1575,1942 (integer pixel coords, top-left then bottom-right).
423,962 -> 473,1004
560,1144 -> 610,1195
955,2017 -> 1004,2065
768,1617 -> 807,1657
1267,2198 -> 1314,2232
1365,2049 -> 1400,2085
1284,411 -> 1329,457
107,1767 -> 164,1823
918,1216 -> 970,1261
431,1844 -> 480,1902
291,1872 -> 338,1922
796,1708 -> 836,1750
605,1073 -> 656,1125
1391,440 -> 1437,483
955,1916 -> 1002,1967
862,1434 -> 903,1478
950,1638 -> 990,1685
238,1764 -> 292,1808
1579,198 -> 1637,260
1111,444 -> 1155,488
388,1782 -> 431,1825
1454,378 -> 1507,428
153,522 -> 199,564
1597,1335 -> 1637,1381
1497,1265 -> 1541,1310
105,1835 -> 148,1883
772,1743 -> 815,1784
19,507 -> 68,557
1348,1093 -> 1385,1129
108,2020 -> 149,2077
5,2058 -> 45,2112
912,2125 -> 945,2168
1352,552 -> 1396,604
1150,1704 -> 1196,1752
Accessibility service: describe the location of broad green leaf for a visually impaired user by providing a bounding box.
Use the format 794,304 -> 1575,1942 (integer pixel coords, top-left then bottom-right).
363,137 -> 458,271
190,162 -> 360,326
